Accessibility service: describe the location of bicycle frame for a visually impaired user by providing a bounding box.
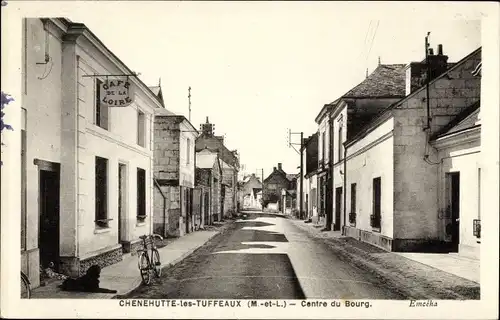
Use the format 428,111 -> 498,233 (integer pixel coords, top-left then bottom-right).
137,234 -> 163,285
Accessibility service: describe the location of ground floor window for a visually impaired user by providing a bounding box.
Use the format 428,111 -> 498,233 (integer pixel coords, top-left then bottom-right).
371,177 -> 381,229
95,156 -> 109,228
137,167 -> 146,222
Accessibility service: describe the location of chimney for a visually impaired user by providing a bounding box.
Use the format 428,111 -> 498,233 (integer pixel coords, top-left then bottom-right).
405,43 -> 448,95
437,44 -> 443,55
278,163 -> 282,171
273,167 -> 277,171
200,117 -> 214,136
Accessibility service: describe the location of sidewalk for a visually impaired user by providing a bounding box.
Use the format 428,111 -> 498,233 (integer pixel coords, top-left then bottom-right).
289,218 -> 480,300
31,227 -> 227,299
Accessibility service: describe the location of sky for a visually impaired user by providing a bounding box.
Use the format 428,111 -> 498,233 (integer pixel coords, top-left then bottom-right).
7,2 -> 483,179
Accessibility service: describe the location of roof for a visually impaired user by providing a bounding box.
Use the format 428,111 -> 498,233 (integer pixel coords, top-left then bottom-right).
196,152 -> 218,169
434,100 -> 481,139
345,47 -> 482,147
155,113 -> 199,133
343,64 -> 407,98
286,174 -> 297,181
149,86 -> 161,96
315,64 -> 406,123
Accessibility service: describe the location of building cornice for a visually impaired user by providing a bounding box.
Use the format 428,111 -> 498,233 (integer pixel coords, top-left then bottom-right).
432,126 -> 481,149
62,22 -> 164,111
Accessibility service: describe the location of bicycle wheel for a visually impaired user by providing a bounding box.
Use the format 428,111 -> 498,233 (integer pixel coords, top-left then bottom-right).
152,249 -> 162,278
21,272 -> 31,299
138,252 -> 151,285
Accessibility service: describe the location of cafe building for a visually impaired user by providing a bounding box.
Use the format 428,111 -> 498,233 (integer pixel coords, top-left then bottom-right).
21,18 -> 165,287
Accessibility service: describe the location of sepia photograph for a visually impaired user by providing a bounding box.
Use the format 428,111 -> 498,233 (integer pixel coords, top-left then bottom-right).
1,1 -> 498,319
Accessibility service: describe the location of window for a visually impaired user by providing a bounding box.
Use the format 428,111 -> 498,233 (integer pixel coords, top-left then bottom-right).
137,110 -> 146,147
321,131 -> 326,162
338,126 -> 343,161
349,183 -> 356,225
137,168 -> 146,222
350,183 -> 357,213
95,157 -> 109,228
95,79 -> 109,130
186,138 -> 191,164
371,177 -> 381,229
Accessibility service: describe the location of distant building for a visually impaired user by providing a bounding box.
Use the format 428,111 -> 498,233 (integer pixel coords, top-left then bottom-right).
297,133 -> 319,222
262,163 -> 295,213
240,174 -> 263,210
196,117 -> 239,218
194,148 -> 222,226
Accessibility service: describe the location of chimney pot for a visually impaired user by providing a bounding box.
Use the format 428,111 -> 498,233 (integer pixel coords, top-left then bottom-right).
278,163 -> 282,170
428,48 -> 434,55
437,44 -> 443,55
273,167 -> 277,171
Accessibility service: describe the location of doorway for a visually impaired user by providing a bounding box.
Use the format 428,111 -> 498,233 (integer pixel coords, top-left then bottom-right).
448,172 -> 460,252
118,163 -> 127,243
39,169 -> 60,271
334,187 -> 342,231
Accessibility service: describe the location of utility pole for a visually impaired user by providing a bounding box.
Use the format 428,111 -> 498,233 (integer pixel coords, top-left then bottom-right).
425,32 -> 431,130
188,86 -> 192,122
288,129 -> 304,219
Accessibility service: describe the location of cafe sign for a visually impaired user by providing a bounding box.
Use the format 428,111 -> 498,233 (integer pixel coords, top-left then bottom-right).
100,79 -> 134,107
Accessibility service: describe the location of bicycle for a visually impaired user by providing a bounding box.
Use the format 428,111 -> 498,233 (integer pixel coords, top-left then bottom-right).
21,271 -> 31,299
137,234 -> 163,285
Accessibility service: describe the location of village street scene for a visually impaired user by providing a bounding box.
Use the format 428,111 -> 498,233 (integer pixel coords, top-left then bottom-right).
2,3 -> 497,306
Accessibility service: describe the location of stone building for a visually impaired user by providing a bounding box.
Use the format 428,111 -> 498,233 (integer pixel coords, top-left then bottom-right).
262,163 -> 294,212
341,46 -> 481,254
194,148 -> 222,225
20,18 -> 164,286
153,112 -> 199,237
240,174 -> 262,210
196,117 -> 239,218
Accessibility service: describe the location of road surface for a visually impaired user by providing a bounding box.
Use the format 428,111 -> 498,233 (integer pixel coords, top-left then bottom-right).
125,212 -> 404,299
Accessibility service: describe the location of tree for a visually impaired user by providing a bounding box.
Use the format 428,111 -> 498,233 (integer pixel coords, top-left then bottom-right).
1,91 -> 14,165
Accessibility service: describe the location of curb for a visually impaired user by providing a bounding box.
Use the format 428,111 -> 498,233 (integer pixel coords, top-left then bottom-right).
112,229 -> 224,299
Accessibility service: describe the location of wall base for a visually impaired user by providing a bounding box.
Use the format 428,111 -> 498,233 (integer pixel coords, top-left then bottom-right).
459,243 -> 480,260
59,244 -> 123,277
344,226 -> 394,251
122,239 -> 143,256
392,238 -> 451,253
21,248 -> 40,289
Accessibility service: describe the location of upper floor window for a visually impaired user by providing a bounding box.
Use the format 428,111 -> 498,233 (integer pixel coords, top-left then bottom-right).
321,131 -> 326,161
137,110 -> 146,147
338,125 -> 343,161
186,138 -> 191,164
95,79 -> 109,130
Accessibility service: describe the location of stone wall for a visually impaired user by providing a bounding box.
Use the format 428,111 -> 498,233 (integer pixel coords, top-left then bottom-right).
154,117 -> 180,181
392,49 -> 481,248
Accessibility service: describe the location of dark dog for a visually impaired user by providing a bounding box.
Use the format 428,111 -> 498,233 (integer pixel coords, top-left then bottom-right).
60,265 -> 117,293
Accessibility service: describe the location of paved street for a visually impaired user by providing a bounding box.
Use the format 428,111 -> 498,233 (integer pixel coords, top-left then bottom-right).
124,212 -> 404,299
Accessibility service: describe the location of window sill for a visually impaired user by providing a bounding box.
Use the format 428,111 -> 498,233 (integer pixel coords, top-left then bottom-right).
136,222 -> 146,227
371,227 -> 381,233
94,227 -> 111,234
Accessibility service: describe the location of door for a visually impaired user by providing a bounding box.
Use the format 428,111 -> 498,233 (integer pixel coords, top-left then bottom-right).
334,187 -> 342,231
39,170 -> 60,271
118,164 -> 127,243
449,173 -> 460,252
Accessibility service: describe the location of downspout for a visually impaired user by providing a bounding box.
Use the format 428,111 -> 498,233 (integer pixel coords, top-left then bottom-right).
153,177 -> 167,237
342,143 -> 347,236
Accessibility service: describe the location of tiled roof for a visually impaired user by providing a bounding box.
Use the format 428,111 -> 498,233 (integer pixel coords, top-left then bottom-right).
343,64 -> 407,98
